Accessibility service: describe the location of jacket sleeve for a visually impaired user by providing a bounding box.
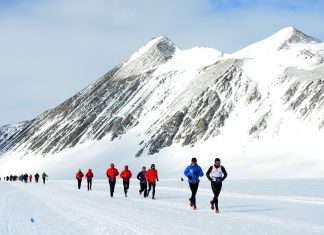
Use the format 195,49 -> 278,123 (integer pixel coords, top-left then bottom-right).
120,171 -> 123,178
198,166 -> 204,177
156,171 -> 159,181
145,171 -> 149,180
206,166 -> 213,181
184,166 -> 190,177
221,166 -> 228,181
137,172 -> 141,180
130,171 -> 132,178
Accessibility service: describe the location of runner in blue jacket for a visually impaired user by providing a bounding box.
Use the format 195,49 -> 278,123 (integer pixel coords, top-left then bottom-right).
184,158 -> 204,210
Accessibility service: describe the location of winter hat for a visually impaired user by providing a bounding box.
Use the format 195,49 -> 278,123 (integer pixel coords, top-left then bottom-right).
125,165 -> 128,170
142,166 -> 146,170
215,158 -> 221,163
88,169 -> 92,171
151,164 -> 155,169
110,163 -> 115,168
191,157 -> 197,163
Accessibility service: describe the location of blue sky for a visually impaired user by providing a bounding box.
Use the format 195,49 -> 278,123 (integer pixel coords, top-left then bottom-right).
210,0 -> 324,11
0,0 -> 323,126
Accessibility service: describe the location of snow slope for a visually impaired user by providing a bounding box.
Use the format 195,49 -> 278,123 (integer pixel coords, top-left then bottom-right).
1,179 -> 324,235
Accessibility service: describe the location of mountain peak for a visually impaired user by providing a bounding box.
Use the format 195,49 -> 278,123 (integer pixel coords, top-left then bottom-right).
234,26 -> 321,58
114,36 -> 177,78
274,27 -> 321,49
127,36 -> 176,63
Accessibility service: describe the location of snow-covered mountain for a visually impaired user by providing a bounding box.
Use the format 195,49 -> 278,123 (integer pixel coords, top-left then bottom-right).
0,27 -> 323,178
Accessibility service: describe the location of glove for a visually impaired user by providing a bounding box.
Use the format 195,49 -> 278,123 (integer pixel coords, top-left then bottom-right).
193,171 -> 199,177
157,179 -> 159,181
188,175 -> 193,180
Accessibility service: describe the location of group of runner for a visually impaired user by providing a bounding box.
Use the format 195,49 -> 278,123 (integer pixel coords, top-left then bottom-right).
75,157 -> 227,213
76,163 -> 159,199
1,172 -> 48,184
184,157 -> 227,212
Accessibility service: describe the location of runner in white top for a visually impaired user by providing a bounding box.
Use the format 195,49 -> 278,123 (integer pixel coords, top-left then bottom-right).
206,158 -> 228,213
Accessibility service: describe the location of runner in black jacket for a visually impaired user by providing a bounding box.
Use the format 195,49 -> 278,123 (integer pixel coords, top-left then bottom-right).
137,166 -> 147,197
206,158 -> 228,213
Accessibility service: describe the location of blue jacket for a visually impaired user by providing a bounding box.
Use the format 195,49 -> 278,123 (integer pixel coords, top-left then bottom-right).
184,164 -> 204,183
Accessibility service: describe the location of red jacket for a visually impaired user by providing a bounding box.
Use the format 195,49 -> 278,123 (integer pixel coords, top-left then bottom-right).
146,169 -> 158,183
76,171 -> 84,180
85,171 -> 93,179
106,168 -> 119,180
120,169 -> 132,179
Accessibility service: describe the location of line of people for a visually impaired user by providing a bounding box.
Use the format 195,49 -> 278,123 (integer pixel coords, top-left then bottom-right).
1,172 -> 48,184
75,163 -> 159,199
2,159 -> 226,213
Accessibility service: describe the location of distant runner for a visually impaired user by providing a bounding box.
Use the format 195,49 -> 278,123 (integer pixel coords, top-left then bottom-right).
85,169 -> 94,191
34,173 -> 40,183
137,166 -> 147,198
42,172 -> 48,184
120,165 -> 132,197
106,163 -> 119,197
146,164 -> 159,200
76,169 -> 84,190
29,174 -> 33,183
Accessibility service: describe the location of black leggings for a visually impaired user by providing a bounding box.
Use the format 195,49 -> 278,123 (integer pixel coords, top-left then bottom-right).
77,179 -> 82,189
211,182 -> 222,209
123,179 -> 130,195
87,179 -> 92,190
147,182 -> 156,198
140,182 -> 147,197
43,177 -> 46,184
109,179 -> 116,196
189,182 -> 199,206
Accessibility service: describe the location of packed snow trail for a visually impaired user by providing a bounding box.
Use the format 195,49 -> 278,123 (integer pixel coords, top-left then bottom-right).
1,179 -> 324,235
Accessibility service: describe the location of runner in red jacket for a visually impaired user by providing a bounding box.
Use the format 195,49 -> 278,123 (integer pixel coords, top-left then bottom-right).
120,165 -> 132,197
146,164 -> 159,199
29,174 -> 32,183
85,169 -> 94,191
76,169 -> 84,190
106,163 -> 119,197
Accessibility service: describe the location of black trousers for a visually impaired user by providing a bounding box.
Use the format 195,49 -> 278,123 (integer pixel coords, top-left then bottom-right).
123,179 -> 130,195
109,179 -> 116,196
77,179 -> 82,189
189,182 -> 199,206
87,179 -> 92,190
140,182 -> 148,197
211,182 -> 222,209
147,182 -> 156,198
43,177 -> 46,184
35,177 -> 39,183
